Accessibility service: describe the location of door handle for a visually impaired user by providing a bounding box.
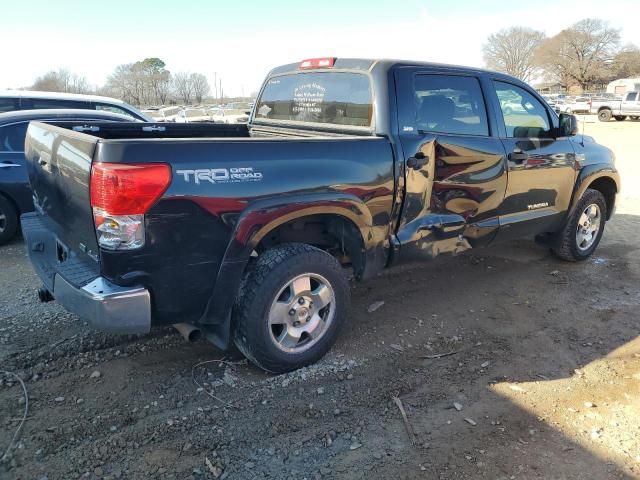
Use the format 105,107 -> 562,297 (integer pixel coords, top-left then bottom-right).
508,151 -> 529,163
407,152 -> 429,170
0,162 -> 21,168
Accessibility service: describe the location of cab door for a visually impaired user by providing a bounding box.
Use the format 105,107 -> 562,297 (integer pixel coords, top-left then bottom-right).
488,79 -> 577,241
393,67 -> 507,262
621,92 -> 640,116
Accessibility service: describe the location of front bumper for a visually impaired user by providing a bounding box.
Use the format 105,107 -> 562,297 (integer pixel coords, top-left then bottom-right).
21,212 -> 151,334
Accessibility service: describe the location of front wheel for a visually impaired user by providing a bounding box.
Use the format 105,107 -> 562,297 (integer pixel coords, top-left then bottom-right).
233,243 -> 350,373
551,189 -> 607,262
630,116 -> 639,121
598,109 -> 612,122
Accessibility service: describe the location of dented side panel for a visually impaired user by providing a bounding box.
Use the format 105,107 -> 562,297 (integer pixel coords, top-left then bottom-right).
392,67 -> 508,262
395,135 -> 507,260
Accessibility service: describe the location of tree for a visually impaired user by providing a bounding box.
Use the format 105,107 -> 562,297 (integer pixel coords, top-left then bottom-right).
482,27 -> 545,81
536,18 -> 620,90
31,69 -> 90,93
190,73 -> 210,104
139,58 -> 171,105
105,58 -> 172,106
611,44 -> 640,79
105,63 -> 145,105
173,72 -> 194,104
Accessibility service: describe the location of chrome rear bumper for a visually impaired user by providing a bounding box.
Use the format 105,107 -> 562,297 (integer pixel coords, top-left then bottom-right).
53,275 -> 151,334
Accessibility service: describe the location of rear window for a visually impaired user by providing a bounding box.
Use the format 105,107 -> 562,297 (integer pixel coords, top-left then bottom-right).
255,72 -> 373,128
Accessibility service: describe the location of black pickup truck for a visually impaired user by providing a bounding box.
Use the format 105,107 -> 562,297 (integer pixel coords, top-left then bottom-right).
21,58 -> 620,373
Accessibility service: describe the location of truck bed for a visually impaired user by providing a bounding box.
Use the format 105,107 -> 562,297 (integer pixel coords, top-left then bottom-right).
23,120 -> 394,331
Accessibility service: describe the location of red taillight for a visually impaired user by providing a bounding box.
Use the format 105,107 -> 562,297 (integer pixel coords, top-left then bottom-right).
90,163 -> 171,215
299,57 -> 335,69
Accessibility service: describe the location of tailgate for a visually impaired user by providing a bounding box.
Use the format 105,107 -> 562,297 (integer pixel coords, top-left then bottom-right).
25,122 -> 100,265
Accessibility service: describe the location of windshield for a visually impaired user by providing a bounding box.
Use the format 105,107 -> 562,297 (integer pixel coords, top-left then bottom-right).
255,71 -> 373,128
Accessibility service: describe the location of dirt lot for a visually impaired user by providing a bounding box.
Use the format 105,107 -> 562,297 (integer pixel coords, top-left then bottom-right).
1,117 -> 639,480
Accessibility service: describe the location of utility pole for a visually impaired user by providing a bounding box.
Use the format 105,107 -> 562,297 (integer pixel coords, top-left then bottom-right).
213,72 -> 218,104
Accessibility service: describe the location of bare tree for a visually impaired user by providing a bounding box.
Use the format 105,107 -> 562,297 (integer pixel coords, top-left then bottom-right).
483,27 -> 546,81
536,19 -> 620,90
190,73 -> 210,104
105,58 -> 173,106
36,60 -> 212,107
105,63 -> 145,105
173,72 -> 193,104
611,44 -> 640,79
32,69 -> 90,93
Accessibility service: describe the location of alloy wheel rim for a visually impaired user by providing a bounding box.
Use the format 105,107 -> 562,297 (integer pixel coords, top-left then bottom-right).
576,203 -> 601,251
267,273 -> 335,353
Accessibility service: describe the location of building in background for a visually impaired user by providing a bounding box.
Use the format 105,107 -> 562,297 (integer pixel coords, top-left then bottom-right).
607,78 -> 640,95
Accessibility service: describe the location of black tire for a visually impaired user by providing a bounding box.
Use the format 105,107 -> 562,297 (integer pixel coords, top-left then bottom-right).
0,195 -> 18,246
597,109 -> 612,122
630,116 -> 639,121
233,243 -> 350,373
551,189 -> 607,262
614,115 -> 627,121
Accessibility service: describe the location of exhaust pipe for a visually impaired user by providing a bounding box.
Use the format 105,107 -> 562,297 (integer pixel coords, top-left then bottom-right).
173,323 -> 202,342
38,287 -> 54,303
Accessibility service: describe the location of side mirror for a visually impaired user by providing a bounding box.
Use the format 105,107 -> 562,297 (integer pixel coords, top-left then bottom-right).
558,113 -> 579,137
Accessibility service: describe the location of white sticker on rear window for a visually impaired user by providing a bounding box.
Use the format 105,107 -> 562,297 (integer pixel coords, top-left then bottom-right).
292,83 -> 326,115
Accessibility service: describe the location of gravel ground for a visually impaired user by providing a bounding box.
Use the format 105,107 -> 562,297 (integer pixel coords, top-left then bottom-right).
1,119 -> 639,480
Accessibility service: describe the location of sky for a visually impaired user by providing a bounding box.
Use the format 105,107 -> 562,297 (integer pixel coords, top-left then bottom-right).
2,0 -> 640,97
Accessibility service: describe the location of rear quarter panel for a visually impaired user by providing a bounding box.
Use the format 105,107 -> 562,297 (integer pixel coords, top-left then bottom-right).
96,136 -> 395,325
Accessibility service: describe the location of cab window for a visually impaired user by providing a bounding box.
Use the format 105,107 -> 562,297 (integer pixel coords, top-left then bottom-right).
28,99 -> 86,109
0,98 -> 19,113
494,81 -> 551,138
413,75 -> 489,136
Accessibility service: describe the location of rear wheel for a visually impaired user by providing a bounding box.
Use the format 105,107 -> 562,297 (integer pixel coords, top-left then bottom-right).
233,243 -> 350,373
614,115 -> 627,121
0,195 -> 18,246
630,116 -> 639,121
597,109 -> 612,122
551,189 -> 607,262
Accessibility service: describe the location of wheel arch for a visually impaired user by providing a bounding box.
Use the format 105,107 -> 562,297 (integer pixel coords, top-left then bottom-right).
570,168 -> 620,221
197,193 -> 387,349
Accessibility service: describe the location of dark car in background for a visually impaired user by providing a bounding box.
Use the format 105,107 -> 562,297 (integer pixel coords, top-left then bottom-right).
0,109 -> 137,244
0,90 -> 151,121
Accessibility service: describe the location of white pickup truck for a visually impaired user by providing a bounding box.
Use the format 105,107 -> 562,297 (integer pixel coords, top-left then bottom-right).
590,91 -> 640,122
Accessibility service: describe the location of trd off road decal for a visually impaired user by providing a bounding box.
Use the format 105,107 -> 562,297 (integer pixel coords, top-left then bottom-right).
176,167 -> 263,184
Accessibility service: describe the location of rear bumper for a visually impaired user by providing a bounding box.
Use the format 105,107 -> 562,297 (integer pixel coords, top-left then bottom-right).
53,275 -> 151,334
21,212 -> 151,334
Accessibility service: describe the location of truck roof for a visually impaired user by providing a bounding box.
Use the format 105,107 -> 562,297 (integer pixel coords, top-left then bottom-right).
0,89 -> 130,105
269,57 -> 500,77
